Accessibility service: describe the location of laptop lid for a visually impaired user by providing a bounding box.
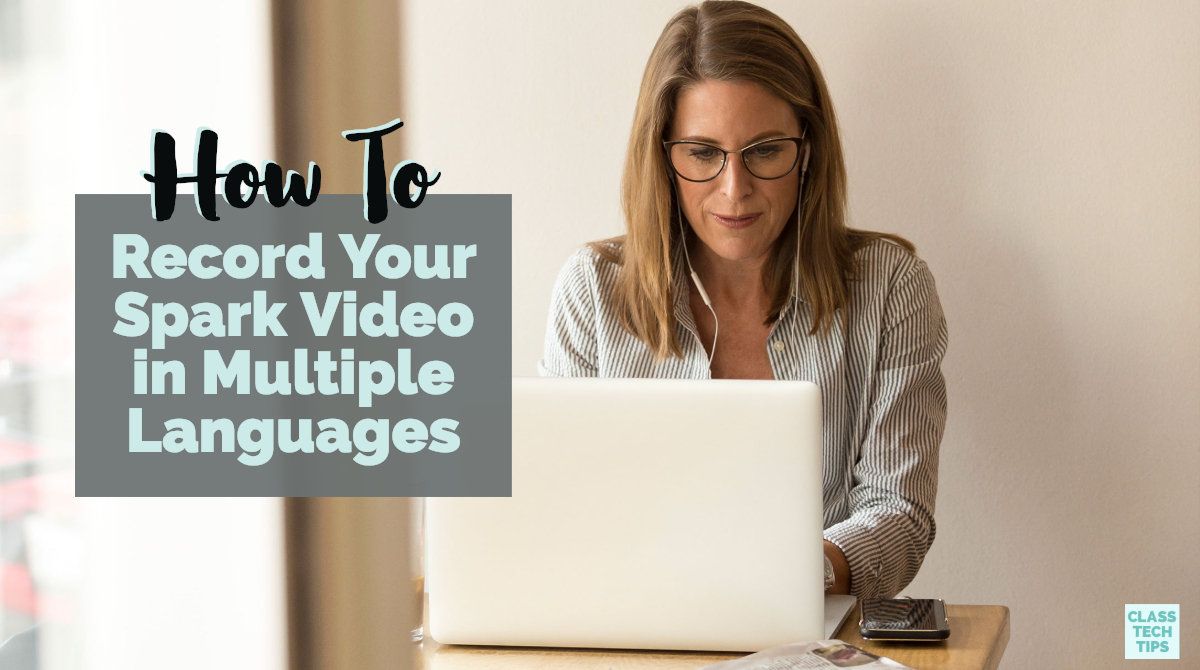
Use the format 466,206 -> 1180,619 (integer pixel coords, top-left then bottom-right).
426,377 -> 826,652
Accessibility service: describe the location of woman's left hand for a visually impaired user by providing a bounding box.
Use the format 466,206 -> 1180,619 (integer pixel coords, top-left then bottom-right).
823,540 -> 851,595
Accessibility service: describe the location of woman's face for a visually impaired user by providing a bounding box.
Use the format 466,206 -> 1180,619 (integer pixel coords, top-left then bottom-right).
668,79 -> 802,267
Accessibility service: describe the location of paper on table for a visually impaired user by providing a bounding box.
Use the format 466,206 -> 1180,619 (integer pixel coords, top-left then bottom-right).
699,640 -> 913,670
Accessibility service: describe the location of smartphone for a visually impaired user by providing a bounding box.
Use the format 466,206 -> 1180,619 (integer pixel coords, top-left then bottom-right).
859,598 -> 951,641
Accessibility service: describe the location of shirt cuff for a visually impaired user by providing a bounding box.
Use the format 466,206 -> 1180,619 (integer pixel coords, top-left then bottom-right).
823,520 -> 886,600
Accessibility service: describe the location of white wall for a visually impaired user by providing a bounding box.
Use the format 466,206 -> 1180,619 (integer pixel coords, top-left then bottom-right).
403,1 -> 1199,667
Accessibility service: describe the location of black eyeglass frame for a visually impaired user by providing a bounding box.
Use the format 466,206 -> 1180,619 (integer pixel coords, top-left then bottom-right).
662,135 -> 807,183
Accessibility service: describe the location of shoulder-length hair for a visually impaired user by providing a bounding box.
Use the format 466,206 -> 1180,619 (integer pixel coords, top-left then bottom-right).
593,0 -> 913,360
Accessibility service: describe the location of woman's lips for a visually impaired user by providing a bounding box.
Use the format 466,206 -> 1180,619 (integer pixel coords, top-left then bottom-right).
712,212 -> 761,229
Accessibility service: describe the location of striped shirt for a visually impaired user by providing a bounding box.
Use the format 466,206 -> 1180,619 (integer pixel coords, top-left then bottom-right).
538,237 -> 949,600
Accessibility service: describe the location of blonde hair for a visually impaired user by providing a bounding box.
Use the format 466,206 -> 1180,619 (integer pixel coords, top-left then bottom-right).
593,0 -> 913,359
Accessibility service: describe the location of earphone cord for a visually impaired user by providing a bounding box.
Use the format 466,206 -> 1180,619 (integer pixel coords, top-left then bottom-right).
676,196 -> 720,367
794,169 -> 805,302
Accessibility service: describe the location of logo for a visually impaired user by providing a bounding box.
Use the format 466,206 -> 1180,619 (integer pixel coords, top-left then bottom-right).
1125,604 -> 1179,660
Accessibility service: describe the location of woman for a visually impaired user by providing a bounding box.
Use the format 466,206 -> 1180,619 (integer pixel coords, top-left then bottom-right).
539,0 -> 948,601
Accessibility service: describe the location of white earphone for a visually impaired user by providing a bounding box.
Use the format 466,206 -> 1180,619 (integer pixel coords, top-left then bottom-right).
674,133 -> 810,368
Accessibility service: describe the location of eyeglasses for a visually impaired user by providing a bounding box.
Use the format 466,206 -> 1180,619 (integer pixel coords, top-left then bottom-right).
663,136 -> 806,182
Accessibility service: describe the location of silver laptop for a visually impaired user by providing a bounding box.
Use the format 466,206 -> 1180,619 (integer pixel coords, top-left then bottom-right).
425,377 -> 855,652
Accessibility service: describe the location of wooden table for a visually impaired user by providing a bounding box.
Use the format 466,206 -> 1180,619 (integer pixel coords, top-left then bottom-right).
419,604 -> 1009,669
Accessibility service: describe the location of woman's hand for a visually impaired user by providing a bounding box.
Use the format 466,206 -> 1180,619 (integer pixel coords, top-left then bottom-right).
823,540 -> 851,595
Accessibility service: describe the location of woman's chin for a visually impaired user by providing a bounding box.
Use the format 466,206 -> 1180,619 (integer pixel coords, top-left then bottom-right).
700,238 -> 774,265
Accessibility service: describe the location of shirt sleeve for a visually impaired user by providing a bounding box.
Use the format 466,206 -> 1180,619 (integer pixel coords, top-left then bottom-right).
823,258 -> 949,599
537,249 -> 600,378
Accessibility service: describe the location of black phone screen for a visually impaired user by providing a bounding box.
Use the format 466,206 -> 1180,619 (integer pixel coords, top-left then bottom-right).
860,598 -> 949,640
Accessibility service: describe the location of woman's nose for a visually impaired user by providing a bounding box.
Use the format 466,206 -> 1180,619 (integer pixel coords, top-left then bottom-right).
719,155 -> 754,200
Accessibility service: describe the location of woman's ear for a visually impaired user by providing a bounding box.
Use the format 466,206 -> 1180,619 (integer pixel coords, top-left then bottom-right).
799,123 -> 811,176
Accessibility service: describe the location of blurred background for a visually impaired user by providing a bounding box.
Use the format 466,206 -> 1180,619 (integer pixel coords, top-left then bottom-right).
2,0 -> 413,668
1,0 -> 1197,669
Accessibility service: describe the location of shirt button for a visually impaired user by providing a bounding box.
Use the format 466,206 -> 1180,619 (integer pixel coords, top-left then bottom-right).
772,340 -> 785,353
